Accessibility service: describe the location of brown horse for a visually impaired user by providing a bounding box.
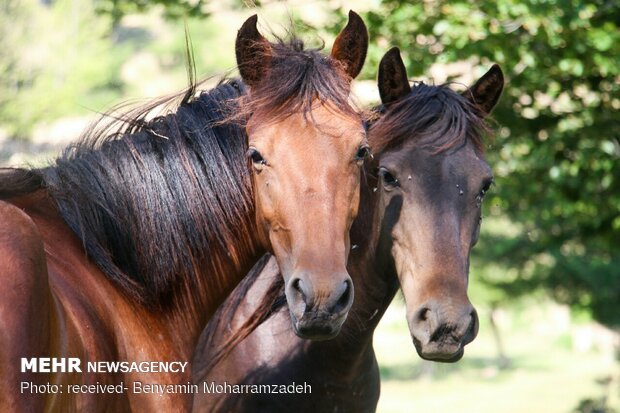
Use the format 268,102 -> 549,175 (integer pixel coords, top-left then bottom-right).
0,13 -> 368,412
192,48 -> 504,412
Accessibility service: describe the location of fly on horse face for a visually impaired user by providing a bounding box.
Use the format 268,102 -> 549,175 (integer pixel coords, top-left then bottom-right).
191,48 -> 504,412
0,12 -> 368,412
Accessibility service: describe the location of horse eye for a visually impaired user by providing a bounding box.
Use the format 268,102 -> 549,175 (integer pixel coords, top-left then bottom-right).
479,179 -> 493,197
379,167 -> 399,190
477,179 -> 493,205
247,148 -> 267,168
355,145 -> 371,165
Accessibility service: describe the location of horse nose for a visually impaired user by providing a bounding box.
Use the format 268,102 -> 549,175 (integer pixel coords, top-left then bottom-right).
286,276 -> 353,314
409,301 -> 478,362
285,274 -> 354,340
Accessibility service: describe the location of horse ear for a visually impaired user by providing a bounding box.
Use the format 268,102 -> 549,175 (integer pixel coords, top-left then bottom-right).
331,10 -> 368,80
465,64 -> 504,116
236,15 -> 271,88
378,47 -> 411,106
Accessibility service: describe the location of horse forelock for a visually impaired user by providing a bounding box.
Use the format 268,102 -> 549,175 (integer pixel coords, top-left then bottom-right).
369,83 -> 490,155
230,37 -> 360,127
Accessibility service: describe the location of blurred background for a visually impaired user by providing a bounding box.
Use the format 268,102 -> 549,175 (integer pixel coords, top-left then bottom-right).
1,0 -> 618,412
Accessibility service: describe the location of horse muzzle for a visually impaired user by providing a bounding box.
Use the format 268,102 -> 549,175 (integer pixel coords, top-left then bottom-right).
285,273 -> 353,340
409,302 -> 479,363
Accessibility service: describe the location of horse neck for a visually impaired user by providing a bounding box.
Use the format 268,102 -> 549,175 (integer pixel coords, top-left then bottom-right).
338,174 -> 401,350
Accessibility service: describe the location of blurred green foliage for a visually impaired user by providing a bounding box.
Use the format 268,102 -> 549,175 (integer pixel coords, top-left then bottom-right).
95,0 -> 208,25
0,0 -> 236,139
0,0 -> 126,138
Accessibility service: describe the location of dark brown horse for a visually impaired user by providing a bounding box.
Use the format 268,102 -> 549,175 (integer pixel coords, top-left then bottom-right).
192,48 -> 504,412
0,13 -> 369,412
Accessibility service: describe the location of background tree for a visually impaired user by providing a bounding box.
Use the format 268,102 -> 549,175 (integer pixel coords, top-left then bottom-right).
96,0 -> 209,26
0,0 -> 124,139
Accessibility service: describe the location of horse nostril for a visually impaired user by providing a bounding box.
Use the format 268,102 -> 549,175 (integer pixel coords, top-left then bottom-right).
334,279 -> 352,312
416,307 -> 430,322
292,278 -> 303,294
468,309 -> 479,337
288,277 -> 311,309
470,309 -> 477,322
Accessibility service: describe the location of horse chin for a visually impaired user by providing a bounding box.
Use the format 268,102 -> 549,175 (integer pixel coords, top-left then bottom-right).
413,341 -> 465,363
290,311 -> 346,341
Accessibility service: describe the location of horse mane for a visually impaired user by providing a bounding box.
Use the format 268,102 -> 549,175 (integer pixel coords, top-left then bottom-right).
1,79 -> 261,309
231,36 -> 359,125
0,168 -> 44,197
369,82 -> 490,154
